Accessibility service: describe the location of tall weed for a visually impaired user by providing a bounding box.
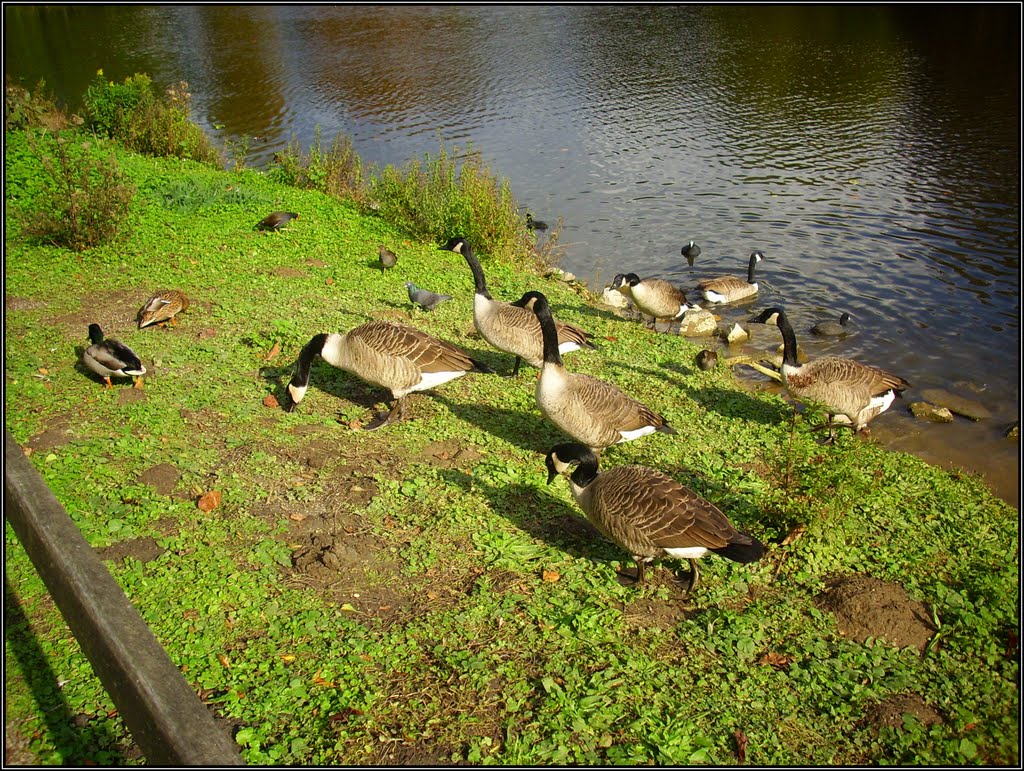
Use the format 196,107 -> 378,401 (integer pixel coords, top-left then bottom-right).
18,132 -> 135,252
268,126 -> 367,204
82,71 -> 221,166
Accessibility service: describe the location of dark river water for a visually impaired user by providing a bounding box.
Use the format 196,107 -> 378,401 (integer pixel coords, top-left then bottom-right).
5,5 -> 1020,505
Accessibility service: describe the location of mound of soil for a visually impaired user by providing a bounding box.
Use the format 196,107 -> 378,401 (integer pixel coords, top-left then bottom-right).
815,574 -> 936,652
861,693 -> 945,733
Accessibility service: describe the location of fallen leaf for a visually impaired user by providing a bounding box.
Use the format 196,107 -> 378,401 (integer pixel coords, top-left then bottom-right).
197,490 -> 222,512
289,512 -> 307,522
263,393 -> 280,409
542,569 -> 560,583
339,603 -> 357,612
734,729 -> 748,763
603,335 -> 618,342
758,652 -> 792,668
781,524 -> 806,546
218,653 -> 231,668
325,278 -> 334,285
279,654 -> 296,663
264,341 -> 281,361
312,671 -> 336,688
38,367 -> 49,375
426,591 -> 439,600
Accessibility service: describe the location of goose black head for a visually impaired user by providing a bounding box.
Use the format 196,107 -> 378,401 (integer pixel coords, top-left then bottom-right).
439,236 -> 468,253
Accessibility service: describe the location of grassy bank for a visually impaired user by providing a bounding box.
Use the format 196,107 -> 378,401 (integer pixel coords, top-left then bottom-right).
3,127 -> 1018,765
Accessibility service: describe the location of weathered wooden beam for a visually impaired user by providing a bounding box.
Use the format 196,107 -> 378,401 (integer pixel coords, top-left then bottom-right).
4,429 -> 244,766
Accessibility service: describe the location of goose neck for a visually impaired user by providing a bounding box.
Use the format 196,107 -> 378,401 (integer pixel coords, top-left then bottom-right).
747,253 -> 759,284
462,249 -> 492,299
293,333 -> 330,386
534,298 -> 563,366
569,457 -> 599,489
776,314 -> 800,368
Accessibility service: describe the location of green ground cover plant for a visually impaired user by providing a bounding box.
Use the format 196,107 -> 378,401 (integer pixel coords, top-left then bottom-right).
3,108 -> 1018,764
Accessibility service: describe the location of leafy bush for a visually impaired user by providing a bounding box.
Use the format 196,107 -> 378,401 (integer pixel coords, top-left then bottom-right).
17,132 -> 135,252
268,125 -> 367,204
4,76 -> 76,131
82,70 -> 222,166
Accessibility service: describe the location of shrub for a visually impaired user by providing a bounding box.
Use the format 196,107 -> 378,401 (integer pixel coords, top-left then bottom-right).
268,125 -> 367,204
82,71 -> 222,166
18,132 -> 135,252
4,76 -> 76,132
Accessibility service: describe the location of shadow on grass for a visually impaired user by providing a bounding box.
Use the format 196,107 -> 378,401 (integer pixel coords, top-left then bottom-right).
4,575 -> 124,763
430,394 -> 564,454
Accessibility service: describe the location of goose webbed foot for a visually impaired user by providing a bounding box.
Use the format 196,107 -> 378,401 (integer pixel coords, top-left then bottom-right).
364,398 -> 406,430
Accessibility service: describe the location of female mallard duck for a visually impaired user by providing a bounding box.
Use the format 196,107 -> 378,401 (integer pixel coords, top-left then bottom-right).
138,290 -> 190,329
82,324 -> 146,389
531,291 -> 674,449
255,211 -> 299,231
697,251 -> 764,304
610,273 -> 695,327
285,320 -> 494,429
439,237 -> 597,377
766,307 -> 910,442
545,443 -> 765,590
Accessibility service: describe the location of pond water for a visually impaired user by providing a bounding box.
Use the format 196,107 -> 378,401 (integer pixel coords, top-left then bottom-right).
5,5 -> 1019,504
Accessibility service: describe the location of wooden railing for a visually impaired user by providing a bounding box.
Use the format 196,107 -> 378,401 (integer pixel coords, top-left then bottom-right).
4,429 -> 244,766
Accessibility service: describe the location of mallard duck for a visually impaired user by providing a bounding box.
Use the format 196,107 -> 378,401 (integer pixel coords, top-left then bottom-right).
285,320 -> 494,429
610,273 -> 695,327
531,291 -> 674,449
545,443 -> 766,590
767,307 -> 910,442
138,290 -> 190,329
439,237 -> 597,377
255,211 -> 299,231
698,251 -> 764,304
82,324 -> 146,389
405,282 -> 452,312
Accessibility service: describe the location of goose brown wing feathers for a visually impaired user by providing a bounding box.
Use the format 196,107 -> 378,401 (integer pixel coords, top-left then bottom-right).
570,373 -> 670,433
349,321 -> 479,374
805,358 -> 910,396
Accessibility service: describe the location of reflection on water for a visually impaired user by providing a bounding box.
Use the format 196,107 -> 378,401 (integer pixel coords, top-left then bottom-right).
4,5 -> 1019,504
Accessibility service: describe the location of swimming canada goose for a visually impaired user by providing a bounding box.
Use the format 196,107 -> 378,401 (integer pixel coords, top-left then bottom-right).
255,211 -> 299,231
378,245 -> 398,273
545,443 -> 766,590
810,312 -> 852,337
405,282 -> 452,312
610,273 -> 695,327
697,251 -> 764,304
439,237 -> 597,377
766,307 -> 910,442
138,290 -> 189,328
285,320 -> 494,429
531,291 -> 675,449
82,324 -> 146,389
681,240 -> 701,261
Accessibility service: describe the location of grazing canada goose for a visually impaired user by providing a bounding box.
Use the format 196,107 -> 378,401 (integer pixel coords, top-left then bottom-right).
681,240 -> 701,261
378,245 -> 398,273
82,324 -> 146,389
766,307 -> 910,442
531,291 -> 675,449
405,282 -> 452,312
138,290 -> 189,329
695,349 -> 718,371
285,320 -> 493,429
545,443 -> 766,590
439,237 -> 596,377
810,312 -> 852,337
255,211 -> 299,231
697,251 -> 764,304
610,273 -> 695,327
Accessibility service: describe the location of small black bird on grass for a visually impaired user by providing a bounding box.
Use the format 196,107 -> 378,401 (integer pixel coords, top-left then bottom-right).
255,211 -> 299,232
378,245 -> 398,273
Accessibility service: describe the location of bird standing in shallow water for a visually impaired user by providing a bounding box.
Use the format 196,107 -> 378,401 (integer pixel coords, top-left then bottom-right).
82,324 -> 146,389
255,211 -> 299,232
405,281 -> 452,312
681,240 -> 701,265
378,245 -> 398,273
756,307 -> 910,443
545,443 -> 766,591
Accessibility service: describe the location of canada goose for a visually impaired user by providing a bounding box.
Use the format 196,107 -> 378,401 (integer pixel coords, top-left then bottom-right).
255,211 -> 299,231
138,290 -> 189,329
695,349 -> 718,371
681,240 -> 701,260
405,282 -> 452,312
810,312 -> 852,337
531,291 -> 675,449
767,307 -> 910,442
697,251 -> 764,304
545,443 -> 766,590
750,308 -> 780,326
285,320 -> 494,429
610,273 -> 695,327
439,237 -> 596,377
378,245 -> 398,273
82,324 -> 146,389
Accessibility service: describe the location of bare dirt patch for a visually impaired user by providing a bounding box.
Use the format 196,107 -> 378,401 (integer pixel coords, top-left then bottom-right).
5,296 -> 45,312
49,289 -> 142,334
25,419 -> 73,452
815,575 -> 936,652
271,266 -> 308,278
137,463 -> 181,496
94,536 -> 166,565
860,693 -> 945,734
